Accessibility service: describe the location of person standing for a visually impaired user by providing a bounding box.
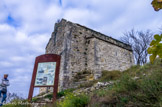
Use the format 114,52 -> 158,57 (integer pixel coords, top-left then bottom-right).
0,74 -> 10,106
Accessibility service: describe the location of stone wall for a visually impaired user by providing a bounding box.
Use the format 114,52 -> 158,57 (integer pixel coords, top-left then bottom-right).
40,19 -> 134,93
86,38 -> 134,79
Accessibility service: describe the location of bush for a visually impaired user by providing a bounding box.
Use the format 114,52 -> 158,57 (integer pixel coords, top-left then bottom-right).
44,93 -> 53,100
3,104 -> 30,107
123,58 -> 162,77
99,70 -> 121,82
123,65 -> 141,77
108,69 -> 161,106
116,74 -> 138,92
78,80 -> 97,88
57,88 -> 75,98
57,93 -> 89,107
88,59 -> 162,106
137,70 -> 162,105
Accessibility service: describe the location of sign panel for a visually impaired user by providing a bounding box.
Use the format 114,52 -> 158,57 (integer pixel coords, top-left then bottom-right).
35,62 -> 56,86
28,54 -> 61,102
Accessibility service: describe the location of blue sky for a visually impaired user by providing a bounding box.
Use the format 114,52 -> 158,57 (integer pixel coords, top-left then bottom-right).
0,0 -> 162,98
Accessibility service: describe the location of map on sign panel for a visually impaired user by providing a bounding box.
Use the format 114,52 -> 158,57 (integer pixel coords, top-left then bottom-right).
35,62 -> 56,86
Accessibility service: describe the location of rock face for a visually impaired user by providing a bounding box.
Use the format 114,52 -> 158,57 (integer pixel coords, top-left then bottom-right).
40,19 -> 134,93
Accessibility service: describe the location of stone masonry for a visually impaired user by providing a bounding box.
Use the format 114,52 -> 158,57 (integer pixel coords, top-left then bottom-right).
39,19 -> 134,93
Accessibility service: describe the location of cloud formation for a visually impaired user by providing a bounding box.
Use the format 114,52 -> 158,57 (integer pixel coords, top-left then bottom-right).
0,0 -> 161,98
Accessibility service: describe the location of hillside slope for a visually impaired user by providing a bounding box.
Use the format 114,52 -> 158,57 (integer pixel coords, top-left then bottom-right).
3,59 -> 162,107
55,58 -> 162,107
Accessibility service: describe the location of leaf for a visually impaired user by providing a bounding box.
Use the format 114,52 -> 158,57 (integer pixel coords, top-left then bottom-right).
147,47 -> 153,54
150,54 -> 157,63
148,34 -> 162,63
154,34 -> 162,42
151,0 -> 162,11
150,40 -> 157,46
158,52 -> 162,57
157,43 -> 162,57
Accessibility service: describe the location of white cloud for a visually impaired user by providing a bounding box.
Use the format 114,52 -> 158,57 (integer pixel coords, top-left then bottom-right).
0,1 -> 9,23
0,61 -> 13,67
10,56 -> 26,62
64,8 -> 101,25
0,24 -> 15,33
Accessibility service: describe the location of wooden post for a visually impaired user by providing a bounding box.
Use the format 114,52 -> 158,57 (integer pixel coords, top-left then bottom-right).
53,56 -> 61,102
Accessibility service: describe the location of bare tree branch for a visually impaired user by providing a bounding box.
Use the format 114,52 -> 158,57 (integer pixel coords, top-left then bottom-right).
6,92 -> 24,103
120,29 -> 153,65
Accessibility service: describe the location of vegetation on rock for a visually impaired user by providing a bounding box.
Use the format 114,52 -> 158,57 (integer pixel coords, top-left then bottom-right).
56,93 -> 89,107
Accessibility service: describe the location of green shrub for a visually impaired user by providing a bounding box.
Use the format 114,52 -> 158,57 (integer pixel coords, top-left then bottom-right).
88,102 -> 100,107
44,93 -> 53,100
119,97 -> 129,106
88,59 -> 162,107
123,58 -> 162,77
57,88 -> 75,98
78,80 -> 97,88
57,93 -> 89,107
153,58 -> 162,65
31,97 -> 40,102
99,70 -> 121,82
114,69 -> 161,106
3,104 -> 30,107
114,74 -> 138,92
137,70 -> 162,105
44,89 -> 75,100
123,65 -> 141,77
95,89 -> 107,97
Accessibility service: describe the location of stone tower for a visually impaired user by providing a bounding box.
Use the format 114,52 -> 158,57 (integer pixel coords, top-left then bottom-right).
39,19 -> 134,93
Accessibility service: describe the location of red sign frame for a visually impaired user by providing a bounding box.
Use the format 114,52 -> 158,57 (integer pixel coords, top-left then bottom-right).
28,54 -> 61,102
